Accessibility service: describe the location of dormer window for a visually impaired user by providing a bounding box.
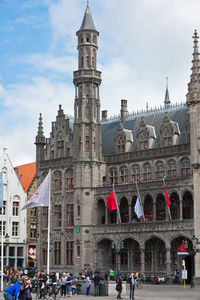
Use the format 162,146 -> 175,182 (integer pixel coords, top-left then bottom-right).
162,128 -> 172,146
140,140 -> 148,150
117,137 -> 125,154
167,160 -> 176,178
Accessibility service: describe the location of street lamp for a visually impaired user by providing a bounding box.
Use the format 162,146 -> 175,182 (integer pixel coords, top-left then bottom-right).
111,240 -> 124,271
185,235 -> 200,288
4,233 -> 9,267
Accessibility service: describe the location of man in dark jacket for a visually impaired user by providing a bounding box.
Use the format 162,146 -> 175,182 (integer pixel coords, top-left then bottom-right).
94,272 -> 100,296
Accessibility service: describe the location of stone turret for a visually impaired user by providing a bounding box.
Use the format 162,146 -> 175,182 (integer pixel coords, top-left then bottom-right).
164,77 -> 171,108
35,113 -> 45,174
120,99 -> 128,121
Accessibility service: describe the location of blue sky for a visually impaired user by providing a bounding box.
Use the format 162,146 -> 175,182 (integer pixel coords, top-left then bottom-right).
0,0 -> 200,165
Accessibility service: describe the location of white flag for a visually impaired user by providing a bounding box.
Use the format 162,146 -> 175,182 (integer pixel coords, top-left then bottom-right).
134,196 -> 143,218
22,171 -> 50,210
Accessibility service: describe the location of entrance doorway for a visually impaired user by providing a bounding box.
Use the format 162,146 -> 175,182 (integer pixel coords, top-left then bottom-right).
185,255 -> 192,284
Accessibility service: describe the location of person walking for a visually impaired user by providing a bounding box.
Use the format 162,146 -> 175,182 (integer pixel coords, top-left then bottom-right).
86,274 -> 91,296
129,273 -> 135,299
3,282 -> 23,300
18,276 -> 32,300
116,275 -> 123,299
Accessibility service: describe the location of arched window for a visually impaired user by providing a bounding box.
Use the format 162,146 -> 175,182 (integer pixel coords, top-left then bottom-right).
54,171 -> 62,192
66,169 -> 74,190
120,167 -> 128,184
180,158 -> 190,177
155,161 -> 164,180
143,163 -> 152,181
170,192 -> 180,220
132,165 -> 140,182
56,133 -> 64,159
167,160 -> 176,178
183,191 -> 193,219
120,197 -> 129,223
97,199 -> 105,224
156,194 -> 166,221
144,195 -> 153,221
86,56 -> 90,68
110,168 -> 118,185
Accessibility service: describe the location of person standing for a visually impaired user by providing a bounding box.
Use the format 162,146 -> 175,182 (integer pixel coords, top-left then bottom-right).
94,271 -> 100,296
109,268 -> 115,281
60,273 -> 67,297
86,274 -> 91,296
129,273 -> 135,299
116,275 -> 123,299
66,273 -> 73,297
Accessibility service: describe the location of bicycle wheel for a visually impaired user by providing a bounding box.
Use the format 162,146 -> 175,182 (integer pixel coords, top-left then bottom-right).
137,280 -> 143,289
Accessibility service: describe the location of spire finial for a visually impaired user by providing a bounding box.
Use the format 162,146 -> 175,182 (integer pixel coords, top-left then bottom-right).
87,0 -> 89,7
166,76 -> 168,89
164,77 -> 170,109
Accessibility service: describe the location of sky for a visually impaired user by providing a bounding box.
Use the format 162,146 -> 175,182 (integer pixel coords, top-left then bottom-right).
0,0 -> 199,166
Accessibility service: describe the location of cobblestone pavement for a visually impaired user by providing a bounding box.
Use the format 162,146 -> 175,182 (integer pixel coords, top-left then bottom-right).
1,285 -> 200,300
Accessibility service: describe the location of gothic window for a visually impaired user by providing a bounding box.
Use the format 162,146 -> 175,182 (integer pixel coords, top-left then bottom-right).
170,192 -> 180,220
86,35 -> 90,42
66,169 -> 74,190
138,131 -> 148,150
55,205 -> 62,227
180,158 -> 190,177
86,56 -> 89,68
183,191 -> 193,219
54,242 -> 61,265
66,241 -> 74,265
156,194 -> 166,221
66,147 -> 70,158
140,140 -> 148,150
117,137 -> 125,154
92,57 -> 95,68
167,160 -> 176,178
162,127 -> 172,146
77,205 -> 80,217
155,161 -> 164,180
42,207 -> 48,228
66,204 -> 74,226
143,163 -> 152,181
86,95 -> 89,105
144,195 -> 153,221
54,171 -> 62,192
110,168 -> 118,185
120,167 -> 128,184
50,150 -> 54,160
57,140 -> 64,158
132,165 -> 140,182
85,136 -> 90,151
81,57 -> 83,68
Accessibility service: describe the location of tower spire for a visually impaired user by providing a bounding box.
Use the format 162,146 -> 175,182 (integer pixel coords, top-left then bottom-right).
164,77 -> 170,108
79,1 -> 96,31
37,113 -> 44,137
186,30 -> 200,106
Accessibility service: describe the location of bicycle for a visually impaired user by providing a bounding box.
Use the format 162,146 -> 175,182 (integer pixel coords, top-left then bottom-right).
135,278 -> 143,289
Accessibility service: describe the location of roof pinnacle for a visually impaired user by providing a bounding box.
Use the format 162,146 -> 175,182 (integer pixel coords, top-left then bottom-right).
37,113 -> 44,136
164,77 -> 170,109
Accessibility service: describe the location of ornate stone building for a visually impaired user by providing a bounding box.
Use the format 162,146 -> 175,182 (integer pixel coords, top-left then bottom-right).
35,4 -> 200,283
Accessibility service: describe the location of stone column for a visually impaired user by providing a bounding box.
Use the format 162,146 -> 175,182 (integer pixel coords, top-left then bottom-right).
140,248 -> 145,274
153,202 -> 156,221
128,204 -> 132,222
166,248 -> 171,276
116,250 -> 120,271
180,200 -> 183,220
105,208 -> 108,224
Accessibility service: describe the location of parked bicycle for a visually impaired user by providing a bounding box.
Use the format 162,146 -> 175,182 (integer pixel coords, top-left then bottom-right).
135,278 -> 143,289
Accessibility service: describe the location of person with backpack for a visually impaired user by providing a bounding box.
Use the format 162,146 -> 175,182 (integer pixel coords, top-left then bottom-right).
116,275 -> 123,299
129,273 -> 135,299
94,271 -> 100,296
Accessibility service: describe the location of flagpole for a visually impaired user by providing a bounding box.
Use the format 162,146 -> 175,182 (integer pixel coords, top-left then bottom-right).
135,181 -> 145,221
113,184 -> 121,223
47,169 -> 51,278
162,178 -> 171,220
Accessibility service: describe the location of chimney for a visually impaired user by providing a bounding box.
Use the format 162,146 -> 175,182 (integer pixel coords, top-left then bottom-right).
102,110 -> 108,121
121,99 -> 128,121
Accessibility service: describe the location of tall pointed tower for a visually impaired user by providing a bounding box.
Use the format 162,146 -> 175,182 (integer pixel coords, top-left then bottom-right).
35,113 -> 45,176
164,77 -> 171,108
186,30 -> 200,282
73,3 -> 103,270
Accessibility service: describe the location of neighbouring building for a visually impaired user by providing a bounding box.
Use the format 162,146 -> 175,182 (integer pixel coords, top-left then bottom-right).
0,149 -> 27,268
35,3 -> 200,283
15,162 -> 37,268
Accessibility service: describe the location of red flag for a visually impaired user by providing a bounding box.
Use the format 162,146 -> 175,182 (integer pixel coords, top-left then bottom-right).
178,240 -> 186,252
164,183 -> 171,207
106,190 -> 117,212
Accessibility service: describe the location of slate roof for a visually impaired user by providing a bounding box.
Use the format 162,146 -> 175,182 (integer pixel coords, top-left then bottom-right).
80,5 -> 96,31
101,104 -> 189,155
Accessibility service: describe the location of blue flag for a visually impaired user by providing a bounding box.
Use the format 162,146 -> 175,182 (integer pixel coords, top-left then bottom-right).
0,172 -> 3,208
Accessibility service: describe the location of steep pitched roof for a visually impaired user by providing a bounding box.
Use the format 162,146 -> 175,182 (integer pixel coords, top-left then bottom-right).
15,162 -> 36,192
80,5 -> 96,31
101,104 -> 189,155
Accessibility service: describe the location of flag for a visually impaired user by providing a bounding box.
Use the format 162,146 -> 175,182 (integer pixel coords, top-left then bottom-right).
178,240 -> 186,252
0,172 -> 3,208
164,183 -> 171,207
106,190 -> 117,212
134,196 -> 143,218
22,171 -> 50,210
